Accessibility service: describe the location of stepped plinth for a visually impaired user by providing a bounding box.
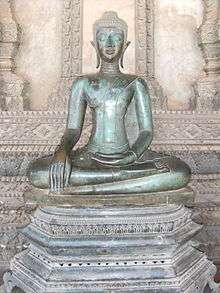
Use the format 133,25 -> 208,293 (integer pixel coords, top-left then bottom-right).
2,188 -> 219,292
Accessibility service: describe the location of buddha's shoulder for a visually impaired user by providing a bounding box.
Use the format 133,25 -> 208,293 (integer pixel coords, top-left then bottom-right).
72,74 -> 102,86
72,75 -> 89,85
123,74 -> 148,86
71,74 -> 149,88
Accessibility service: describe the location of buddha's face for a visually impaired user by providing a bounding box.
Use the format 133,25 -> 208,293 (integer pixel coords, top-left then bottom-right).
96,27 -> 125,62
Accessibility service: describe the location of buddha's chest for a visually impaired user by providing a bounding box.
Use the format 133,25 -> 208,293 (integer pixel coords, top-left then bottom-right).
85,79 -> 133,113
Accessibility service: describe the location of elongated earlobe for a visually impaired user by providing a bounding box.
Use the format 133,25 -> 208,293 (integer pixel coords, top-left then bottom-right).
96,54 -> 101,69
120,41 -> 131,69
91,41 -> 101,69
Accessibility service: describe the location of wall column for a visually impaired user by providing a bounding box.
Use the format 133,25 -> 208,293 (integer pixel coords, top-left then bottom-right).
195,0 -> 220,111
0,0 -> 24,110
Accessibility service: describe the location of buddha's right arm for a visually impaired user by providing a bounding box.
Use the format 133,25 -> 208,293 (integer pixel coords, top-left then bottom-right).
55,78 -> 87,157
50,78 -> 87,192
54,129 -> 81,156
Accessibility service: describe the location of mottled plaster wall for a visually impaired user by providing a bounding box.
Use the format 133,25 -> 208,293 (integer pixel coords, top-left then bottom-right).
13,0 -> 62,110
11,0 -> 205,110
154,0 -> 204,110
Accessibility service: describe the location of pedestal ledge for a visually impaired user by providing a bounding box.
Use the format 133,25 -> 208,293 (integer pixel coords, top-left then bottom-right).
24,186 -> 195,208
2,188 -> 220,292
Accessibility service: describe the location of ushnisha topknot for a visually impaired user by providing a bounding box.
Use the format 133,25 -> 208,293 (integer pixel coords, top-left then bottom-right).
93,11 -> 128,41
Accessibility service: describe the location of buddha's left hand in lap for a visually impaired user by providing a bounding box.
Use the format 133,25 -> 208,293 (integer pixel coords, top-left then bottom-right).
92,150 -> 137,167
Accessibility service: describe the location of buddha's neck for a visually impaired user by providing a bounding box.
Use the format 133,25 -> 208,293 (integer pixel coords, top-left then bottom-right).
99,60 -> 121,75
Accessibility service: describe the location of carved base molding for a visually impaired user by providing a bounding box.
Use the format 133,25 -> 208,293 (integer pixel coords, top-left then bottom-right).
2,201 -> 219,292
0,176 -> 219,278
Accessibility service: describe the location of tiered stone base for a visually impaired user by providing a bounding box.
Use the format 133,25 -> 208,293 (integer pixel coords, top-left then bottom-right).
2,188 -> 219,292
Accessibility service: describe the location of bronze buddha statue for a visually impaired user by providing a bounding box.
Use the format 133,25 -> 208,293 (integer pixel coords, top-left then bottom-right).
28,11 -> 190,194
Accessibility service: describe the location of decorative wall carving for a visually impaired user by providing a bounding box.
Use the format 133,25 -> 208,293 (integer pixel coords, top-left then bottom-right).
135,0 -> 166,110
194,0 -> 220,111
62,0 -> 83,78
0,0 -> 24,111
49,0 -> 83,111
0,110 -> 219,153
136,0 -> 152,77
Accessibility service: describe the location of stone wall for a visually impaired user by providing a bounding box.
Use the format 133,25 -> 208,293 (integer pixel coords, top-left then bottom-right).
0,0 -> 219,272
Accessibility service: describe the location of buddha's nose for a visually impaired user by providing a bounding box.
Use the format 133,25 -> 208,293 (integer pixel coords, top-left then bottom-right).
106,36 -> 114,47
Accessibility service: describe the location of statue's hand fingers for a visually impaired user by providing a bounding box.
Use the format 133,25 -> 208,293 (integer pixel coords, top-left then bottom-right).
57,162 -> 65,193
51,163 -> 58,192
60,164 -> 64,191
64,159 -> 71,187
117,155 -> 136,166
49,164 -> 55,192
54,162 -> 60,193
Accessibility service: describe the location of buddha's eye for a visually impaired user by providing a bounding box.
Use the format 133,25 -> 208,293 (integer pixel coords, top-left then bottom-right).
98,34 -> 107,42
114,35 -> 122,42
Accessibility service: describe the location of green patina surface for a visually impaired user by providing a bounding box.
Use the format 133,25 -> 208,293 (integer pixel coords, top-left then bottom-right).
24,187 -> 194,208
27,11 -> 191,198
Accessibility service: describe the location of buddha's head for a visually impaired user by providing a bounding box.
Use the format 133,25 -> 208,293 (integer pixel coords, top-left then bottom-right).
92,11 -> 130,68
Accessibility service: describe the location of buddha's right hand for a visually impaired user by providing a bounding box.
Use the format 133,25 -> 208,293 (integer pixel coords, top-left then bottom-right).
49,151 -> 71,193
